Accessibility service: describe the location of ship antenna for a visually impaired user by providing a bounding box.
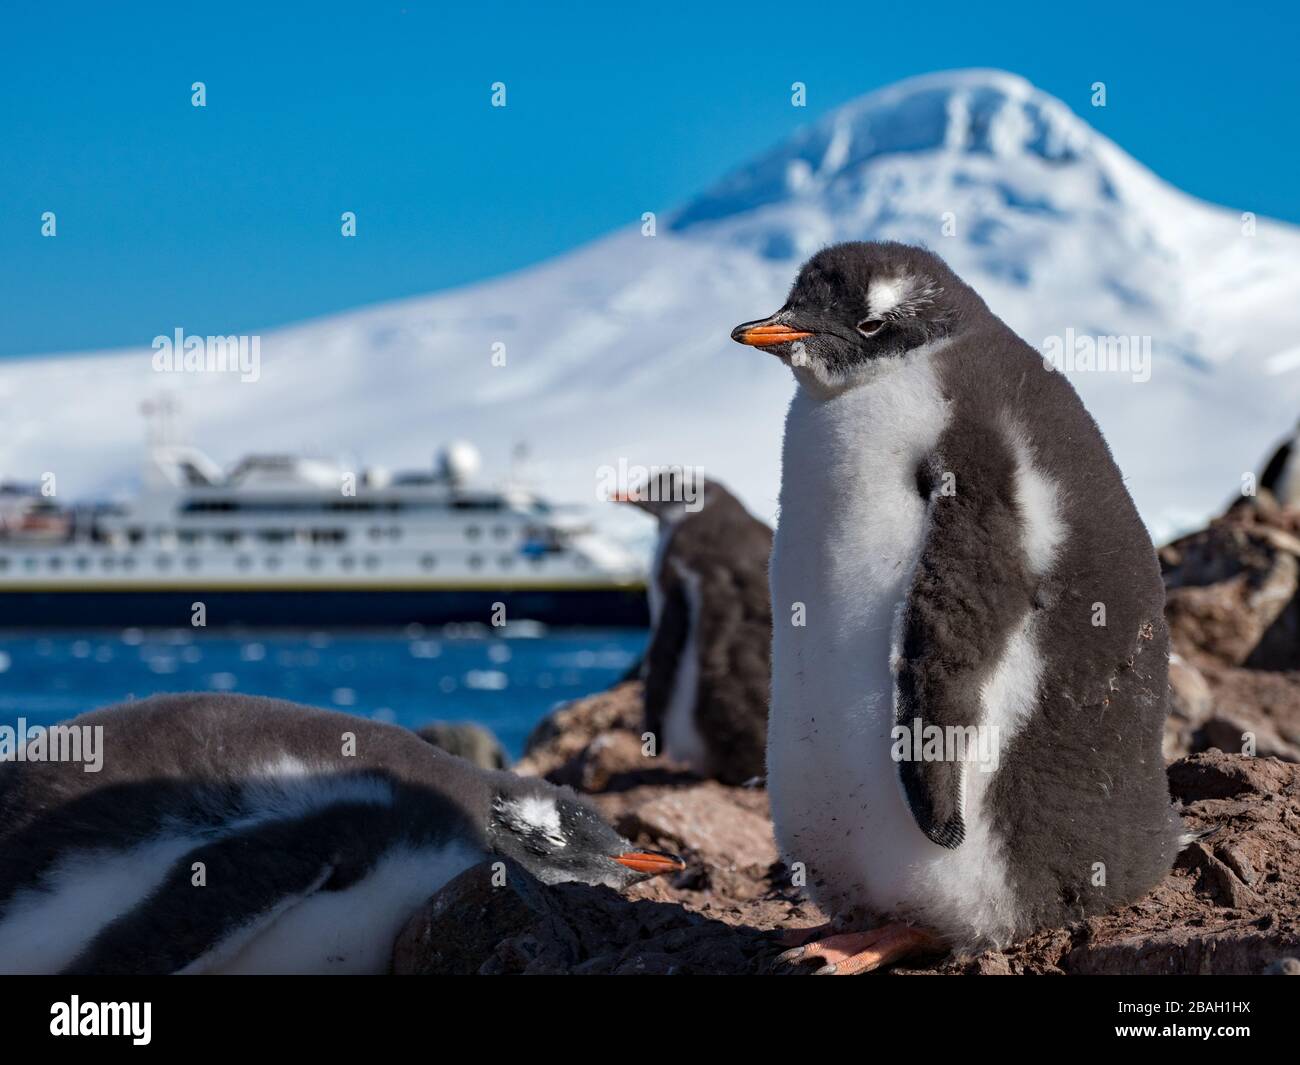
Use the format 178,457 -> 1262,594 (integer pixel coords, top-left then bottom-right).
141,393 -> 181,485
142,393 -> 180,450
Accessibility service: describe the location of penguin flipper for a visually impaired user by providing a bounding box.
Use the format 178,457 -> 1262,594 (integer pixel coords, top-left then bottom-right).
894,438 -> 1035,850
64,814 -> 344,974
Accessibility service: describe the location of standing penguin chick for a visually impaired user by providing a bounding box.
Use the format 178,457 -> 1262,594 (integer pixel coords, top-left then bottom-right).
0,693 -> 682,974
733,241 -> 1181,974
616,472 -> 772,785
1258,418 -> 1300,508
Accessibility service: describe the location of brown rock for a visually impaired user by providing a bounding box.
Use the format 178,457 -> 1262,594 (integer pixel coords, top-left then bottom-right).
391,859 -> 782,976
1166,748 -> 1294,800
514,681 -> 644,781
1162,502 -> 1300,671
1193,663 -> 1300,762
610,782 -> 778,873
1159,502 -> 1300,762
1165,654 -> 1214,760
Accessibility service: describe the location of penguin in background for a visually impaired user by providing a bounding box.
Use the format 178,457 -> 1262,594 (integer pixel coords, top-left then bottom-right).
415,721 -> 510,770
1258,419 -> 1300,508
615,471 -> 772,785
732,241 -> 1181,974
0,693 -> 682,975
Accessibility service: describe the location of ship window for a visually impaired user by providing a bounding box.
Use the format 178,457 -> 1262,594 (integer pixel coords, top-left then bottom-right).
498,555 -> 514,569
265,556 -> 281,569
236,555 -> 252,570
311,529 -> 345,545
218,531 -> 242,546
468,555 -> 483,569
368,527 -> 383,540
420,554 -> 436,570
364,555 -> 380,570
259,530 -> 290,544
307,556 -> 323,569
182,500 -> 237,512
492,525 -> 510,540
184,556 -> 201,570
389,526 -> 402,540
127,528 -> 144,545
574,555 -> 589,569
98,556 -> 113,570
179,530 -> 201,545
156,555 -> 172,569
47,556 -> 63,570
24,557 -> 38,571
465,526 -> 482,541
122,556 -> 136,571
340,556 -> 356,569
0,557 -> 8,570
75,557 -> 90,570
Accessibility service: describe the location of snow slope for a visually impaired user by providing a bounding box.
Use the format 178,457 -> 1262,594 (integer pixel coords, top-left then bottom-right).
3,69 -> 1298,543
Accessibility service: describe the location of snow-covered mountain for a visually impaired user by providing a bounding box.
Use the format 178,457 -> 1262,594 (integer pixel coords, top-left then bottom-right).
4,69 -> 1299,544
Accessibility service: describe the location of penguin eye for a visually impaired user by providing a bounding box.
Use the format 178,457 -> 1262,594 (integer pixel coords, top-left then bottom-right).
857,318 -> 885,337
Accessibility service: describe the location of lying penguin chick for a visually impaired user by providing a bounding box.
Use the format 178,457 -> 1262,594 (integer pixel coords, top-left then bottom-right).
734,241 -> 1182,975
415,721 -> 510,769
0,693 -> 682,975
615,471 -> 772,785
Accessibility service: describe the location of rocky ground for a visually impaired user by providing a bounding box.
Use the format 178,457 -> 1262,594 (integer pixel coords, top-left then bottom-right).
395,496 -> 1300,975
1163,494 -> 1300,761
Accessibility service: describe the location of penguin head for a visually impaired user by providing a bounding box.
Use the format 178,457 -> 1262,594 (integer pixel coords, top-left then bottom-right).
610,468 -> 718,522
488,783 -> 685,889
732,241 -> 976,392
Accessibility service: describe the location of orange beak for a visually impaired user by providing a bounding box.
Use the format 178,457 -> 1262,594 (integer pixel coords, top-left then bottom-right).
613,850 -> 686,875
731,320 -> 813,347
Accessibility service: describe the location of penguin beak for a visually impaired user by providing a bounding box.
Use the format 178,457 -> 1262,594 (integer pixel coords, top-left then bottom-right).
731,315 -> 814,347
613,849 -> 686,875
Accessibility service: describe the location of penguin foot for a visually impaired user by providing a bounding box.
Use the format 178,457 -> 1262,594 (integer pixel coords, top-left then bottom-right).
775,923 -> 941,975
775,921 -> 837,948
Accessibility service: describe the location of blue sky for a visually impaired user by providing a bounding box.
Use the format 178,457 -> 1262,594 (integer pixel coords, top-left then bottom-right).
1,0 -> 1296,358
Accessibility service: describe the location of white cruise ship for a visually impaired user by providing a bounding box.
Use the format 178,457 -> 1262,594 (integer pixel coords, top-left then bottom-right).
0,435 -> 647,629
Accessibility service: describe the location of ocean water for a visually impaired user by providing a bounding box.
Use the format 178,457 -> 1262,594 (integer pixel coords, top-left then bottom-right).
0,626 -> 647,760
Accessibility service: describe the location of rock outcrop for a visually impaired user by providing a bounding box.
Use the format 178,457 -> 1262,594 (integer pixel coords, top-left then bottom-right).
1161,497 -> 1300,762
394,687 -> 1300,976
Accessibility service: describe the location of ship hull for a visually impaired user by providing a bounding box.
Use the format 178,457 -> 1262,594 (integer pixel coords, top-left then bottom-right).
0,587 -> 649,629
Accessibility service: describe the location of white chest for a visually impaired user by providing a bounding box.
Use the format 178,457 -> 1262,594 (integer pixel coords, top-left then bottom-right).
201,842 -> 482,975
767,356 -> 955,921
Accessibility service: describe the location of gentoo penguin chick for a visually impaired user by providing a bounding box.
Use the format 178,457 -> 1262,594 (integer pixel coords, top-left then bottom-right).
415,721 -> 510,769
0,693 -> 682,975
615,471 -> 772,785
733,241 -> 1181,974
1258,419 -> 1300,508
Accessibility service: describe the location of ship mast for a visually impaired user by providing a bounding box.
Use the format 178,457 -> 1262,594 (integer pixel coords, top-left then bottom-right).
141,394 -> 180,488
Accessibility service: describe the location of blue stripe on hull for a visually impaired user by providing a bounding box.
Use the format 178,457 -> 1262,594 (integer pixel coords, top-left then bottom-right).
0,589 -> 650,629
